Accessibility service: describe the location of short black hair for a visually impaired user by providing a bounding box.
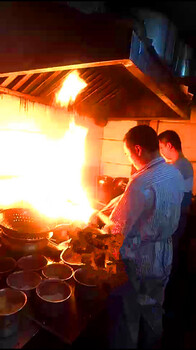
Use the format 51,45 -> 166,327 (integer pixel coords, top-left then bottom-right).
158,130 -> 182,151
123,125 -> 159,152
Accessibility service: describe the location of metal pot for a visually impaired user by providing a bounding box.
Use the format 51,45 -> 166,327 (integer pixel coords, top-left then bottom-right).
0,257 -> 16,278
17,254 -> 48,272
36,278 -> 72,317
60,247 -> 85,270
73,268 -> 99,301
0,288 -> 27,338
42,263 -> 73,281
6,271 -> 42,298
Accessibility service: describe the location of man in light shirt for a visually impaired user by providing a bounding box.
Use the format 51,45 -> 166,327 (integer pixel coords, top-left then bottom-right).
100,125 -> 184,348
158,130 -> 193,316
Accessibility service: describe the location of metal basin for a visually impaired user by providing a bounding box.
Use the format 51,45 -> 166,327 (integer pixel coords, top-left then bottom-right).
6,271 -> 42,297
60,248 -> 85,269
0,257 -> 16,277
73,268 -> 99,301
17,254 -> 48,272
36,279 -> 72,317
42,263 -> 73,281
0,288 -> 27,337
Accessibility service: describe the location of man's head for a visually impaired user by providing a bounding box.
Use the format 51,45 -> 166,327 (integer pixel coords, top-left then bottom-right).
158,130 -> 182,162
123,125 -> 159,170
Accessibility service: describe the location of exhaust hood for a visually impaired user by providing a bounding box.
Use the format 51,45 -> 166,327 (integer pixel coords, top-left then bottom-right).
0,2 -> 192,125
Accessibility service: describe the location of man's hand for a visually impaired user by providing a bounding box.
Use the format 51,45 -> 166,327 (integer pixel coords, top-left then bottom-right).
88,210 -> 100,227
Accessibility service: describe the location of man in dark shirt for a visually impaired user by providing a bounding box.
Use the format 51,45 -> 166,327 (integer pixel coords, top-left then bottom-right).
158,130 -> 193,213
158,130 -> 193,315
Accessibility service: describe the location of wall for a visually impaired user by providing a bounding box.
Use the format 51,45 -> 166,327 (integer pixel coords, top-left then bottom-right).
150,105 -> 196,194
100,120 -> 137,177
99,111 -> 196,196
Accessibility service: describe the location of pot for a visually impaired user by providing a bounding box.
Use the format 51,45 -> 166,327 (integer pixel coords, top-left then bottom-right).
36,278 -> 72,317
17,254 -> 48,272
0,257 -> 16,277
6,271 -> 42,297
60,247 -> 85,270
42,263 -> 73,281
73,268 -> 99,301
0,288 -> 27,338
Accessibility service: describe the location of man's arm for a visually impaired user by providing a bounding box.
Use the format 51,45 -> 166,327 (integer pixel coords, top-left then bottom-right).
105,185 -> 154,238
100,195 -> 122,216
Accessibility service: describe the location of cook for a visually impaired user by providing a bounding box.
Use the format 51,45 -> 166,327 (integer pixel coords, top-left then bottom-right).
90,125 -> 184,349
158,130 -> 193,320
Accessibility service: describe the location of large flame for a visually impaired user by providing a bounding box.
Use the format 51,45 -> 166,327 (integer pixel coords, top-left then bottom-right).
0,70 -> 95,225
56,70 -> 87,108
0,119 -> 95,224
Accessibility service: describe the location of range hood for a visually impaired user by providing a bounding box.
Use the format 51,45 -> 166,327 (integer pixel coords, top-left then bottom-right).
0,2 -> 192,125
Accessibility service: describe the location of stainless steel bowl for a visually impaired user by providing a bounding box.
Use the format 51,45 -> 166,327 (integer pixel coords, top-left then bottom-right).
36,278 -> 71,303
36,278 -> 72,317
42,263 -> 73,281
6,271 -> 42,293
73,268 -> 99,301
0,257 -> 16,277
17,254 -> 48,271
0,288 -> 27,337
60,248 -> 85,268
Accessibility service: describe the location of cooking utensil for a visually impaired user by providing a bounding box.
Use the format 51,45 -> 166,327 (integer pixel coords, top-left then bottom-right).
36,278 -> 72,317
73,268 -> 99,301
6,271 -> 42,297
0,288 -> 27,337
1,233 -> 52,254
51,224 -> 71,243
0,227 -> 53,242
17,254 -> 48,272
42,263 -> 73,281
0,208 -> 71,254
0,257 -> 16,277
0,208 -> 71,235
0,208 -> 53,237
60,247 -> 85,268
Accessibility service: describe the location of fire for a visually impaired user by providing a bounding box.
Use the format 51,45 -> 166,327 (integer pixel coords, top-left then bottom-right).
55,70 -> 87,108
0,70 -> 95,225
0,119 -> 95,224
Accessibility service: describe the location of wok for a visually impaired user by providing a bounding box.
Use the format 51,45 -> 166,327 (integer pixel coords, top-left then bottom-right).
0,208 -> 54,237
0,232 -> 52,254
0,208 -> 69,254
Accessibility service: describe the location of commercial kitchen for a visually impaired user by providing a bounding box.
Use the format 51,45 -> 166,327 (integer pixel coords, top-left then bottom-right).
0,2 -> 196,348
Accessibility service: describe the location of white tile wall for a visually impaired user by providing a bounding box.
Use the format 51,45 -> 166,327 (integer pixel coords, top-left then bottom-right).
101,120 -> 137,177
150,106 -> 196,194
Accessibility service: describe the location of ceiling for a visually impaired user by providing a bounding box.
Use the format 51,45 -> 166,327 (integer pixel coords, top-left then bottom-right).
102,1 -> 196,48
67,1 -> 196,95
